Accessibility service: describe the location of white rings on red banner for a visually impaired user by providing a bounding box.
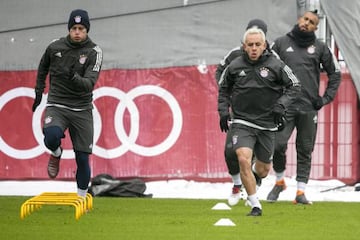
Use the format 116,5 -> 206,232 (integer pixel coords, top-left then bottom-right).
0,86 -> 183,159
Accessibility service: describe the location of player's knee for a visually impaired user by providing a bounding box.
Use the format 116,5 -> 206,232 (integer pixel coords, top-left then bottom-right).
43,126 -> 63,151
256,162 -> 271,178
261,165 -> 271,177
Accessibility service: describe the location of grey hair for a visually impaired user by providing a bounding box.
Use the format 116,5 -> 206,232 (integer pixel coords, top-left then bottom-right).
242,27 -> 266,44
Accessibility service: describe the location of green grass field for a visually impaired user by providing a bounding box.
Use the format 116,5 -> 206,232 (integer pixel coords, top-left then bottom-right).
1,196 -> 359,240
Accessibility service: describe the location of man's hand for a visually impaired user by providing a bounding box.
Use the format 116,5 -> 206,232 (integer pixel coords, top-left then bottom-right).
32,92 -> 42,112
313,96 -> 324,110
272,104 -> 286,131
219,113 -> 230,132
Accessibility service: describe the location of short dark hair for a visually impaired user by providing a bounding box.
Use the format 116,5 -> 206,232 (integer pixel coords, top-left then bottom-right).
310,9 -> 318,14
308,9 -> 319,17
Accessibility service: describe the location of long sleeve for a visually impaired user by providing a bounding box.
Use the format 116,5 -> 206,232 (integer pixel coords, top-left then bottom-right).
217,66 -> 233,117
35,48 -> 51,94
320,46 -> 341,104
277,64 -> 301,109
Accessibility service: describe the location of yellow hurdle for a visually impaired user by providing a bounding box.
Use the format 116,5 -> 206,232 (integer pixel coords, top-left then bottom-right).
20,192 -> 93,220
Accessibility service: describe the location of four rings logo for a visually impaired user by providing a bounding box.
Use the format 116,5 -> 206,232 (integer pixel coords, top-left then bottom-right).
0,86 -> 183,159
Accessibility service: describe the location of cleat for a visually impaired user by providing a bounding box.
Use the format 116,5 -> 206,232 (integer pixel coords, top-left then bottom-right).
228,185 -> 243,206
293,191 -> 313,205
47,148 -> 62,179
246,207 -> 262,216
266,179 -> 287,202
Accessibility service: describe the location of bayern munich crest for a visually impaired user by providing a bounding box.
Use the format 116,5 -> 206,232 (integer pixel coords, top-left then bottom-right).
232,135 -> 238,145
75,16 -> 82,23
307,45 -> 316,54
259,67 -> 269,77
44,116 -> 52,124
79,55 -> 87,64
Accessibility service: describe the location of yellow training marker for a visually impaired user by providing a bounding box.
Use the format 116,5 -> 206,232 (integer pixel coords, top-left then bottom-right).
20,192 -> 93,220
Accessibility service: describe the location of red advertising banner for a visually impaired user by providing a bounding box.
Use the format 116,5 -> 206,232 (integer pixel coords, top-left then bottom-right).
0,66 -> 228,180
0,68 -> 359,183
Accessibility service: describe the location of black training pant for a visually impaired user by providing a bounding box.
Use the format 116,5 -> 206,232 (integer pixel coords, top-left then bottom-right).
273,109 -> 318,184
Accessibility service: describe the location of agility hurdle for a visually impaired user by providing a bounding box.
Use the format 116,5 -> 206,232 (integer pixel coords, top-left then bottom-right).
20,192 -> 93,220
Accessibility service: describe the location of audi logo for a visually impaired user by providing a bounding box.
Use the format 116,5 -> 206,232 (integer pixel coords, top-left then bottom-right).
0,86 -> 183,159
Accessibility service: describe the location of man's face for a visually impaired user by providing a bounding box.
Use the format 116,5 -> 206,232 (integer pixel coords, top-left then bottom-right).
243,33 -> 266,61
298,12 -> 319,32
69,24 -> 88,42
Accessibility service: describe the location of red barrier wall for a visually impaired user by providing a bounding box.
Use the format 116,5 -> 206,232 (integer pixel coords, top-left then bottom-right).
0,67 -> 359,183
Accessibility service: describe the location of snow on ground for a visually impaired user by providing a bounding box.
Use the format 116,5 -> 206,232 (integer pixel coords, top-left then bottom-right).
1,174 -> 360,202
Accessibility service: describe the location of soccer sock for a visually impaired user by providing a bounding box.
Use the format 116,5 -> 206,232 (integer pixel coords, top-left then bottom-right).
297,181 -> 306,193
275,171 -> 285,182
52,147 -> 62,157
231,173 -> 242,186
247,194 -> 261,209
77,188 -> 88,198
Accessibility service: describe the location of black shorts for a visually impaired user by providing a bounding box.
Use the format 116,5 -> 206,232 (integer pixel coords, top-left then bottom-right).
43,106 -> 94,153
230,123 -> 275,163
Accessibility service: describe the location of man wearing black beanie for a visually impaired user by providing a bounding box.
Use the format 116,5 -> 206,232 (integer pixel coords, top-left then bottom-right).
68,9 -> 90,32
32,9 -> 103,198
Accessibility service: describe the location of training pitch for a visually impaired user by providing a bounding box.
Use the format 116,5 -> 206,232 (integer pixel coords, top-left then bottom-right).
1,196 -> 359,240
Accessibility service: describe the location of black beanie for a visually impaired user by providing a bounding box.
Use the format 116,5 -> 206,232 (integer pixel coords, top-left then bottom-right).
68,9 -> 90,32
246,19 -> 267,35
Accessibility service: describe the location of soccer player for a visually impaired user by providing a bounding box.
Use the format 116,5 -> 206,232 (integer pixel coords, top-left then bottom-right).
266,10 -> 341,204
32,9 -> 103,198
215,19 -> 268,206
218,27 -> 300,216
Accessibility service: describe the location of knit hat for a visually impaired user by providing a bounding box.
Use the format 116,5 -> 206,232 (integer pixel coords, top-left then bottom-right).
68,9 -> 90,32
246,19 -> 267,35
